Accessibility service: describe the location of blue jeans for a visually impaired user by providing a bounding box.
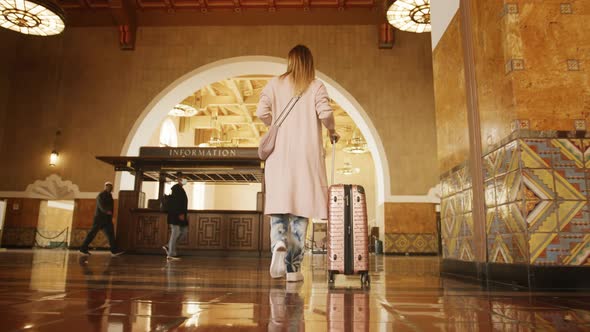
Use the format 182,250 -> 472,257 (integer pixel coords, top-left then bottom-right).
270,214 -> 309,273
168,225 -> 187,256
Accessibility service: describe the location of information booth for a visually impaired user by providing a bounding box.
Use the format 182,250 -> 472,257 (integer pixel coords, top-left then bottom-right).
97,147 -> 270,256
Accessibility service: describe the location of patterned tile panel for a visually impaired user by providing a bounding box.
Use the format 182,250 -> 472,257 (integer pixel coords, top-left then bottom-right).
458,237 -> 475,262
529,232 -> 560,265
458,166 -> 472,191
496,171 -> 523,204
484,148 -> 502,181
1,228 -> 36,247
485,180 -> 497,208
520,139 -> 554,169
559,233 -> 590,266
462,189 -> 473,212
384,233 -> 438,254
441,177 -> 451,198
554,169 -> 587,200
583,139 -> 590,168
523,169 -> 555,200
70,228 -> 110,248
489,233 -> 528,264
486,208 -> 499,235
500,203 -> 527,234
443,135 -> 590,266
526,200 -> 558,233
499,140 -> 520,175
552,139 -> 585,169
463,212 -> 474,238
559,202 -> 590,233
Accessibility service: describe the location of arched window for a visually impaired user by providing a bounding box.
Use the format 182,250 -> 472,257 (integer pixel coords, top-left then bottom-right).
159,118 -> 178,147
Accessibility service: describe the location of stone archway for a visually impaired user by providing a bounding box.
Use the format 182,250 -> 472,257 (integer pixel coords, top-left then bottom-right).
117,56 -> 391,229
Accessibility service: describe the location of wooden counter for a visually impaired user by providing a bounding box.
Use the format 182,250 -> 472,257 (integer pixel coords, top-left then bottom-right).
123,208 -> 270,255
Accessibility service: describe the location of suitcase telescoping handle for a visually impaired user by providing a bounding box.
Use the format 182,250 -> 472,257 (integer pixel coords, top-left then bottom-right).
331,135 -> 337,186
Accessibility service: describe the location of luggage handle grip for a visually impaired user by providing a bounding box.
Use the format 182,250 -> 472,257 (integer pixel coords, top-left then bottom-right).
331,136 -> 336,186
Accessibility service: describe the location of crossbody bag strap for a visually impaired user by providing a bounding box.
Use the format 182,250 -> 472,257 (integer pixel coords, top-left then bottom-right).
273,95 -> 302,128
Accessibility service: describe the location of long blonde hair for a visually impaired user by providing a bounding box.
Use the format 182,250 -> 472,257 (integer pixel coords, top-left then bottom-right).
280,45 -> 315,95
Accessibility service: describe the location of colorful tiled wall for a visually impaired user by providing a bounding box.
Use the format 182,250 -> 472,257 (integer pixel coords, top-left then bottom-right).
441,133 -> 590,266
441,164 -> 475,262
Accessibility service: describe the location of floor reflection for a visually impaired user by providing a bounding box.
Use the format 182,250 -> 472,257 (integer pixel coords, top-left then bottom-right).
326,288 -> 370,331
0,250 -> 589,331
268,283 -> 305,331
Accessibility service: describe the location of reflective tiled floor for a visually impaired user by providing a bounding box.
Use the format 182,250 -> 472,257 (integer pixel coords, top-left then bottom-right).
0,250 -> 590,331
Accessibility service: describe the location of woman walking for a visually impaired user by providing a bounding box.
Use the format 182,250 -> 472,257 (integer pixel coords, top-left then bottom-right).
256,45 -> 340,282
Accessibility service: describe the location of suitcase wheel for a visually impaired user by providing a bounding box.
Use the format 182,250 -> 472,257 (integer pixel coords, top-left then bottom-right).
360,272 -> 370,288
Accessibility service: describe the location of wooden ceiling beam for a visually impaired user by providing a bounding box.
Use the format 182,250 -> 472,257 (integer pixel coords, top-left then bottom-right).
109,0 -> 137,50
206,85 -> 217,97
223,79 -> 245,103
378,23 -> 395,49
243,80 -> 254,97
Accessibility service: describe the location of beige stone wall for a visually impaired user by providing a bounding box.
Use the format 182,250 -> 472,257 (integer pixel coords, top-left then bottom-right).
0,25 -> 437,196
0,31 -> 20,152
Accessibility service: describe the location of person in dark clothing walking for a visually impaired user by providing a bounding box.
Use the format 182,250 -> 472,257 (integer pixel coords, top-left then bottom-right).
79,182 -> 124,257
163,173 -> 189,260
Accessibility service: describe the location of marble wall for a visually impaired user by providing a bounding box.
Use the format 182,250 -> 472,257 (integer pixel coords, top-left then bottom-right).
432,13 -> 470,174
472,0 -> 517,150
436,1 -> 589,173
504,1 -> 589,131
474,0 -> 590,148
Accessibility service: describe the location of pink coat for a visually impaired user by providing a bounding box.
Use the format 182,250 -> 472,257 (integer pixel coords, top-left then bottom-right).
256,77 -> 335,219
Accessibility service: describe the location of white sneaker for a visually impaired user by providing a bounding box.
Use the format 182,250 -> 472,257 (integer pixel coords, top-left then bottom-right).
270,241 -> 287,279
286,271 -> 304,282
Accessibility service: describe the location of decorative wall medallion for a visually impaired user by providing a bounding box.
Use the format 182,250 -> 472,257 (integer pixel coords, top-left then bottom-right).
503,3 -> 519,16
505,60 -> 513,74
506,59 -> 525,74
512,59 -> 525,71
512,119 -> 530,131
560,3 -> 573,14
24,174 -> 80,200
567,59 -> 580,71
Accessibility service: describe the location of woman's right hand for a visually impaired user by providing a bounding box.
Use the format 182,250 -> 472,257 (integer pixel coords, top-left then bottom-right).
329,131 -> 341,144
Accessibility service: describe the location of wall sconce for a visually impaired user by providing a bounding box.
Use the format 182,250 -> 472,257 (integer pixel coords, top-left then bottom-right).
49,150 -> 59,167
50,130 -> 61,167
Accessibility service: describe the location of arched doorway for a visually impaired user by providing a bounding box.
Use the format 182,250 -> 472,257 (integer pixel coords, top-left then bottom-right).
117,56 -> 390,233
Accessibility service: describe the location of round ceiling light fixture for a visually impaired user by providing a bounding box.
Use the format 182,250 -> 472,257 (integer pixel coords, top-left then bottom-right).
336,162 -> 360,176
0,0 -> 66,36
386,0 -> 431,34
168,104 -> 198,117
